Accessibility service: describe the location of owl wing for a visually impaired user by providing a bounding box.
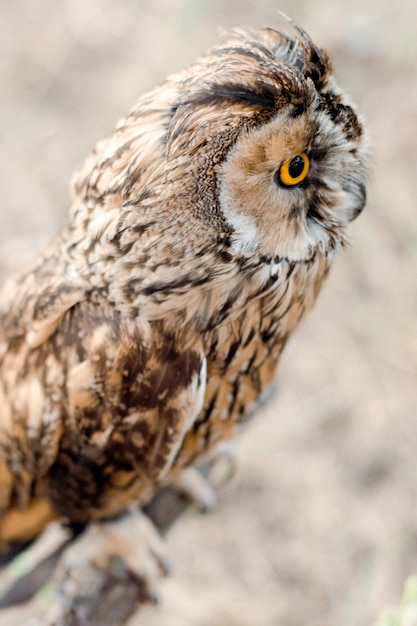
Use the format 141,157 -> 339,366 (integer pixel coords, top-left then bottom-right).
0,282 -> 207,532
45,299 -> 208,522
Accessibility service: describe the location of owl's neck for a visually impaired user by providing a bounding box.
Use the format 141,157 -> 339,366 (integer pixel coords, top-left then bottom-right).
123,247 -> 334,341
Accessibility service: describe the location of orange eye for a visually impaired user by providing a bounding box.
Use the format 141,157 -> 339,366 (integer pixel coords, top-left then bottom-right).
276,152 -> 310,187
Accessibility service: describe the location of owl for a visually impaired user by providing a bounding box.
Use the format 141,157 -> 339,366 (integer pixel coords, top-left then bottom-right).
0,21 -> 366,600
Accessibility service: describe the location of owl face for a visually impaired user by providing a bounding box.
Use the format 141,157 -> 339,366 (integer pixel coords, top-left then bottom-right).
163,24 -> 367,264
218,91 -> 367,261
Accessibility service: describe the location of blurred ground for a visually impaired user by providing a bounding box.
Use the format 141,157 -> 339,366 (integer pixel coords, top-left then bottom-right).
0,1 -> 416,625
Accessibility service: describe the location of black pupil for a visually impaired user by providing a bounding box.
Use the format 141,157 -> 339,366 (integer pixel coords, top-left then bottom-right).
288,155 -> 305,178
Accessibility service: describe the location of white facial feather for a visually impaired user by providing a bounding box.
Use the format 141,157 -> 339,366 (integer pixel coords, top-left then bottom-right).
220,192 -> 259,256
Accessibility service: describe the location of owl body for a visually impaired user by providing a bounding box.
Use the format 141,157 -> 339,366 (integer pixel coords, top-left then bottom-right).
0,25 -> 366,539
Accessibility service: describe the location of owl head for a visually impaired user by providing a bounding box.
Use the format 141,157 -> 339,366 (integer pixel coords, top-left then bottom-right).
74,22 -> 367,277
162,23 -> 367,264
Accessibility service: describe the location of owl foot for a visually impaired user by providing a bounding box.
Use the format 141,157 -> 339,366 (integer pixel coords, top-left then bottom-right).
170,443 -> 237,512
205,441 -> 237,487
57,507 -> 170,605
170,466 -> 217,512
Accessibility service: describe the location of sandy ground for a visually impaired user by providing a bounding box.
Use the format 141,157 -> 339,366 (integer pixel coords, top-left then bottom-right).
0,1 -> 416,625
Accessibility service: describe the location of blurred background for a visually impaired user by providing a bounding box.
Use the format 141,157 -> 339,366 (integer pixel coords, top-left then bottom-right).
0,1 -> 416,625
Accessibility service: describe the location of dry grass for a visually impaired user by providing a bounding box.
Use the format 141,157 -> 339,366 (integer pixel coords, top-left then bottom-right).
0,1 -> 416,624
